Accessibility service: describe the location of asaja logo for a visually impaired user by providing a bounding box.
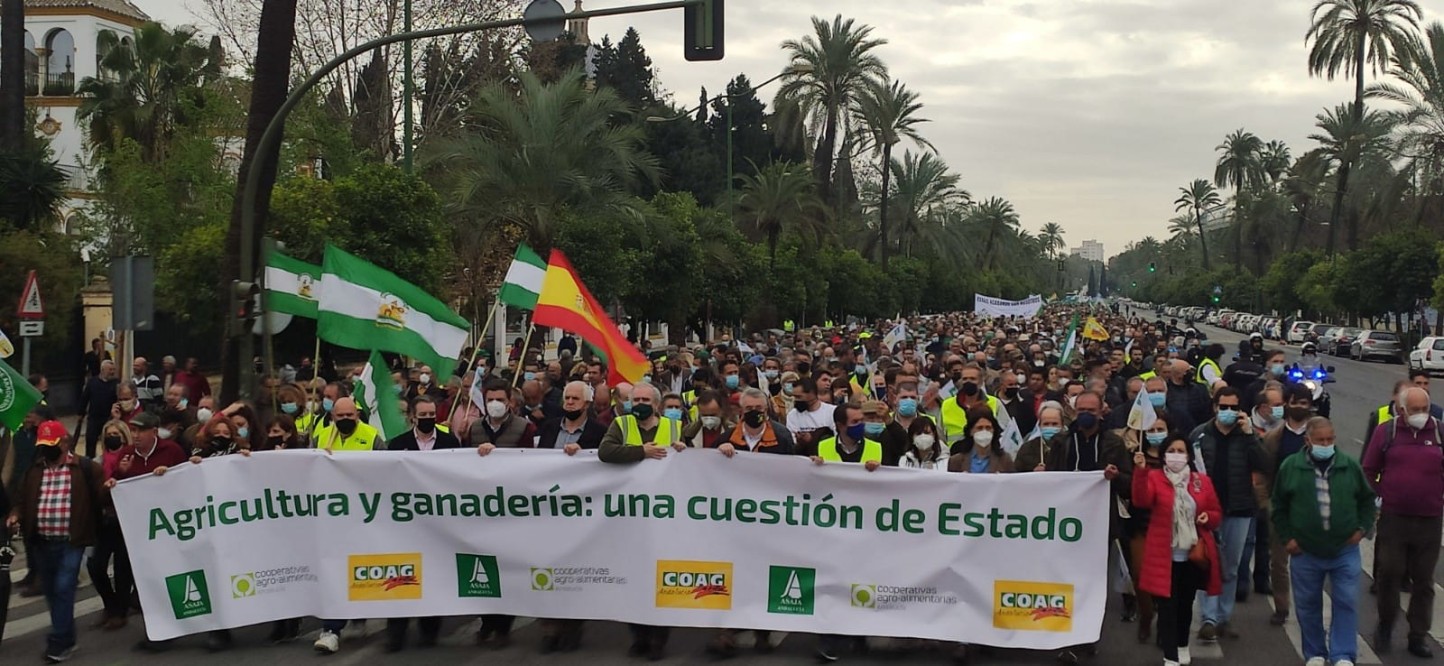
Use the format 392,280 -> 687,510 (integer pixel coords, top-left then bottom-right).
850,584 -> 877,609
231,573 -> 256,599
376,294 -> 407,330
768,566 -> 815,615
165,570 -> 212,620
993,580 -> 1073,632
530,568 -> 554,591
655,560 -> 733,610
456,554 -> 501,598
348,553 -> 422,601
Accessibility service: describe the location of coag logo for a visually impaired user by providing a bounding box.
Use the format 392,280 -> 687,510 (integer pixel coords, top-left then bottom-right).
456,554 -> 501,598
655,560 -> 732,610
850,584 -> 876,608
530,568 -> 554,591
231,573 -> 256,599
165,570 -> 212,620
768,566 -> 814,615
348,553 -> 423,601
993,580 -> 1073,632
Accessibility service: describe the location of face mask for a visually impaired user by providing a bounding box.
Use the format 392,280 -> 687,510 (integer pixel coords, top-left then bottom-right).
281,401 -> 299,415
845,423 -> 867,441
1164,452 -> 1189,472
1216,409 -> 1239,426
913,434 -> 936,451
864,422 -> 886,437
1145,431 -> 1167,447
855,365 -> 868,376
782,382 -> 794,395
524,372 -> 536,382
1310,443 -> 1336,460
564,408 -> 584,420
1004,387 -> 1019,400
1409,413 -> 1431,430
486,400 -> 509,419
1148,393 -> 1166,408
237,427 -> 250,439
196,407 -> 214,423
794,399 -> 811,412
663,407 -> 684,421
764,370 -> 779,380
120,399 -> 136,411
1270,405 -> 1285,421
420,373 -> 431,385
961,381 -> 979,396
897,398 -> 919,417
306,400 -> 318,414
1040,426 -> 1061,440
178,397 -> 188,409
322,398 -> 336,413
620,400 -> 633,414
1074,412 -> 1099,430
393,384 -> 404,396
104,435 -> 124,451
973,430 -> 994,447
1286,406 -> 1312,422
641,376 -> 652,384
725,374 -> 740,389
157,427 -> 173,440
1015,373 -> 1026,386
631,403 -> 655,421
267,434 -> 286,449
211,436 -> 232,448
1270,363 -> 1286,377
416,417 -> 436,434
334,418 -> 358,436
701,415 -> 722,430
39,445 -> 61,463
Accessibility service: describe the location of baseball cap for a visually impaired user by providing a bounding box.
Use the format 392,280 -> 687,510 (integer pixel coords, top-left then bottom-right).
129,412 -> 159,431
36,420 -> 67,447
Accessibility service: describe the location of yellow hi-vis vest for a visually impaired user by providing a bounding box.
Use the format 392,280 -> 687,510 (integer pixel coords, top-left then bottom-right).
314,420 -> 379,451
816,436 -> 883,463
618,414 -> 681,446
939,395 -> 1001,444
1195,358 -> 1221,386
1377,405 -> 1393,427
296,412 -> 322,437
1138,370 -> 1157,381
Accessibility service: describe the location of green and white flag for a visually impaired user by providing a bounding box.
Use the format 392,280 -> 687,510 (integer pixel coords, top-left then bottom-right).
355,350 -> 408,441
0,357 -> 43,431
264,249 -> 322,318
1059,315 -> 1080,365
497,244 -> 547,310
317,245 -> 469,372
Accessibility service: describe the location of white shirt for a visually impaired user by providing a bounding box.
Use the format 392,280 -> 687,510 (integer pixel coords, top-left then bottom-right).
787,402 -> 836,438
900,450 -> 946,471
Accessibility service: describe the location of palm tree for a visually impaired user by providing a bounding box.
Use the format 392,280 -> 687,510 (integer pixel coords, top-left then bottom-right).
973,197 -> 1020,272
424,69 -> 659,251
1166,215 -> 1197,241
1283,151 -> 1331,251
1214,129 -> 1263,271
736,160 -> 831,269
1307,0 -> 1423,249
884,150 -> 967,258
778,15 -> 888,204
76,23 -> 222,163
1175,179 -> 1222,270
1260,140 -> 1293,184
1308,103 -> 1394,252
1038,222 -> 1065,257
1369,22 -> 1444,201
854,78 -> 930,268
0,147 -> 67,231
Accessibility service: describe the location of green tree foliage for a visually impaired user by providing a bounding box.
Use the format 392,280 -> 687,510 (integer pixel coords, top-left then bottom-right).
592,28 -> 656,111
1261,249 -> 1326,314
0,231 -> 83,360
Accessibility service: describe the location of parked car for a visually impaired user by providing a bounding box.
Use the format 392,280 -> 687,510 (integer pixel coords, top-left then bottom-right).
1330,327 -> 1362,356
1306,324 -> 1337,345
1287,321 -> 1316,344
1351,330 -> 1404,363
1410,336 -> 1444,373
1261,318 -> 1281,340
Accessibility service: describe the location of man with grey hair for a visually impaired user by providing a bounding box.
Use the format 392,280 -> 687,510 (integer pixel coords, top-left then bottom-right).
537,381 -> 605,454
80,360 -> 119,458
1364,386 -> 1444,657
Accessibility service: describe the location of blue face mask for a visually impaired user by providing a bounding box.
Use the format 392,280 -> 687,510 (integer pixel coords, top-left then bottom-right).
1309,443 -> 1336,460
281,402 -> 299,415
1270,363 -> 1286,377
1148,393 -> 1166,408
621,400 -> 633,414
897,398 -> 919,417
844,423 -> 867,441
1040,426 -> 1062,440
322,397 -> 335,413
1145,431 -> 1167,447
663,407 -> 683,421
725,374 -> 740,389
864,422 -> 886,437
1216,408 -> 1239,426
178,397 -> 188,409
524,372 -> 536,382
1270,405 -> 1285,421
783,382 -> 794,395
237,427 -> 250,439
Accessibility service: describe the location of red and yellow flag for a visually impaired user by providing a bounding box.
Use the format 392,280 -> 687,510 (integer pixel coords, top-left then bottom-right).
532,250 -> 649,385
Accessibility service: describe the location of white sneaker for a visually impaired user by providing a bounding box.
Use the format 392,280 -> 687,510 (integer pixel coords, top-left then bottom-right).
1178,647 -> 1191,665
313,630 -> 339,654
1164,660 -> 1180,666
1334,661 -> 1355,666
1305,658 -> 1326,666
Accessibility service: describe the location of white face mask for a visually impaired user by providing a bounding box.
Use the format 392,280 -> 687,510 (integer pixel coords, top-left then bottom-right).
701,415 -> 722,430
486,400 -> 508,419
912,434 -> 935,451
1164,452 -> 1188,473
157,428 -> 173,441
973,430 -> 994,447
196,408 -> 214,423
1409,413 -> 1430,430
419,373 -> 431,385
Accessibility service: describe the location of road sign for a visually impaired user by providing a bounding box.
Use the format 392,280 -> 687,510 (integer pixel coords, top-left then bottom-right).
17,270 -> 43,319
19,320 -> 43,337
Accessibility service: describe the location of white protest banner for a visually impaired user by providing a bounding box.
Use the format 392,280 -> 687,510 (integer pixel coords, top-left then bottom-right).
974,294 -> 1045,318
114,450 -> 1109,648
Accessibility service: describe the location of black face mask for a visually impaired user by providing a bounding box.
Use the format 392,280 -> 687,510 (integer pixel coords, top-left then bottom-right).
743,410 -> 767,428
768,383 -> 781,396
1004,387 -> 1020,400
564,408 -> 585,420
335,418 -> 358,436
211,436 -> 232,450
952,372 -> 965,383
267,435 -> 286,449
104,435 -> 124,451
795,399 -> 811,412
416,417 -> 436,434
39,446 -> 61,463
961,382 -> 979,396
1286,406 -> 1312,422
631,404 -> 655,421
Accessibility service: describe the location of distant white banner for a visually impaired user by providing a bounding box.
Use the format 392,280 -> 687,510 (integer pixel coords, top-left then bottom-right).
974,294 -> 1044,318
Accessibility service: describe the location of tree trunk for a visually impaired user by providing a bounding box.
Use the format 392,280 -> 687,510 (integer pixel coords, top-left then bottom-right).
219,0 -> 298,403
0,0 -> 23,152
1290,206 -> 1308,252
812,104 -> 838,206
1195,208 -> 1211,271
878,141 -> 891,269
1325,161 -> 1350,257
1233,202 -> 1244,272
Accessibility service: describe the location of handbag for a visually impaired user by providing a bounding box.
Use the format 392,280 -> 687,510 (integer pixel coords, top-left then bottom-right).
1188,536 -> 1208,569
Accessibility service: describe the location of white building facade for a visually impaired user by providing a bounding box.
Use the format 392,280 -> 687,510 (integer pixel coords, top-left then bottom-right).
1069,239 -> 1104,263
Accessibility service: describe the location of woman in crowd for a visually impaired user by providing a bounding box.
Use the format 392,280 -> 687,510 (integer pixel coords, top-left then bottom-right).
1124,410 -> 1174,644
948,409 -> 1013,473
1131,434 -> 1222,666
193,416 -> 243,459
900,417 -> 947,470
90,419 -> 133,630
264,414 -> 305,451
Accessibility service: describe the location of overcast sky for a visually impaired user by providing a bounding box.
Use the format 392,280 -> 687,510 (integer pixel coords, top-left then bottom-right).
150,0 -> 1437,260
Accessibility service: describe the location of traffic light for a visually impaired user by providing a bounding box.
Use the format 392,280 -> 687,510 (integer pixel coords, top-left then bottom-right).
1210,294 -> 1220,304
1131,281 -> 1137,288
1056,259 -> 1065,272
684,0 -> 724,61
1148,262 -> 1156,273
229,280 -> 259,337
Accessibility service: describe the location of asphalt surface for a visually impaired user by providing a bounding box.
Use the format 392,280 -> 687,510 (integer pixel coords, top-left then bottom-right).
3,313 -> 1442,665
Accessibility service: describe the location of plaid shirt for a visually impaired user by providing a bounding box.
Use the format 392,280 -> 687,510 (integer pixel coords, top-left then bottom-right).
1314,461 -> 1333,533
36,459 -> 73,539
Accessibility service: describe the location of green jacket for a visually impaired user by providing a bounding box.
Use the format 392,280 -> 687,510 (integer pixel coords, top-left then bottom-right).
1271,449 -> 1376,559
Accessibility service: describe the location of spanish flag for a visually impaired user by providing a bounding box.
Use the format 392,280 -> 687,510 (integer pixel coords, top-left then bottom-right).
533,250 -> 649,385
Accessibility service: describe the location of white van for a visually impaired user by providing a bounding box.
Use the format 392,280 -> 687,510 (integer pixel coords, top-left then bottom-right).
1287,321 -> 1315,344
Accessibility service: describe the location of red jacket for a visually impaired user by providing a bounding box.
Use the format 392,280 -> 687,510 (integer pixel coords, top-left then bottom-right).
1131,466 -> 1223,598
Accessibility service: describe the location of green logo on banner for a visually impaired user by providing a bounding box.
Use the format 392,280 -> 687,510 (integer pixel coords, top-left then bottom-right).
456,554 -> 502,598
850,584 -> 876,608
768,566 -> 815,615
166,570 -> 213,619
231,573 -> 256,599
531,568 -> 554,591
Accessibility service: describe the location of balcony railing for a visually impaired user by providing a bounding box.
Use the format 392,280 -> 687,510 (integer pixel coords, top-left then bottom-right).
24,72 -> 76,97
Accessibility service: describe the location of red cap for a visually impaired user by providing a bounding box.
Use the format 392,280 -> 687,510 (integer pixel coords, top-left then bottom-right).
37,420 -> 67,446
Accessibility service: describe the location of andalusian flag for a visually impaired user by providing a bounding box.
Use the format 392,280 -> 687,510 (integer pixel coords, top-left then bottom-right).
533,250 -> 648,384
498,244 -> 547,310
354,350 -> 408,441
317,245 -> 469,372
1059,315 -> 1080,365
0,357 -> 42,430
264,248 -> 322,318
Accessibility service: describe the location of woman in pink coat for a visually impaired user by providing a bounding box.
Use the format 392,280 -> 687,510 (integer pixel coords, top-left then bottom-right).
1131,435 -> 1223,666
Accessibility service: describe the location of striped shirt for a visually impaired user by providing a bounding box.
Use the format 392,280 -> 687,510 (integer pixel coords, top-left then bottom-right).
37,463 -> 73,538
1314,461 -> 1333,532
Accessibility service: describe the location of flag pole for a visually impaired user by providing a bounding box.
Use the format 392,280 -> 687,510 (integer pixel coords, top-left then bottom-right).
512,321 -> 537,389
449,299 -> 501,418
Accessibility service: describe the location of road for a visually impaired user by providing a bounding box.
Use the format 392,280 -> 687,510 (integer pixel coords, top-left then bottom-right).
2,319 -> 1441,665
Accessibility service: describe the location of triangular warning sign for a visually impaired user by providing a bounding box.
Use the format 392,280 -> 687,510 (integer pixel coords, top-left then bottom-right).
18,271 -> 43,318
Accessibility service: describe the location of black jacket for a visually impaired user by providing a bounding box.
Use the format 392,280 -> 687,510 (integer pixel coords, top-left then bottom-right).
536,416 -> 608,450
1167,380 -> 1212,428
389,428 -> 463,451
1000,396 -> 1038,440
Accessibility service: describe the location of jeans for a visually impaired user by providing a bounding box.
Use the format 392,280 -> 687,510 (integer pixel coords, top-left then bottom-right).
1198,515 -> 1252,626
1291,544 -> 1361,663
88,517 -> 134,619
34,538 -> 85,654
1237,515 -> 1257,594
